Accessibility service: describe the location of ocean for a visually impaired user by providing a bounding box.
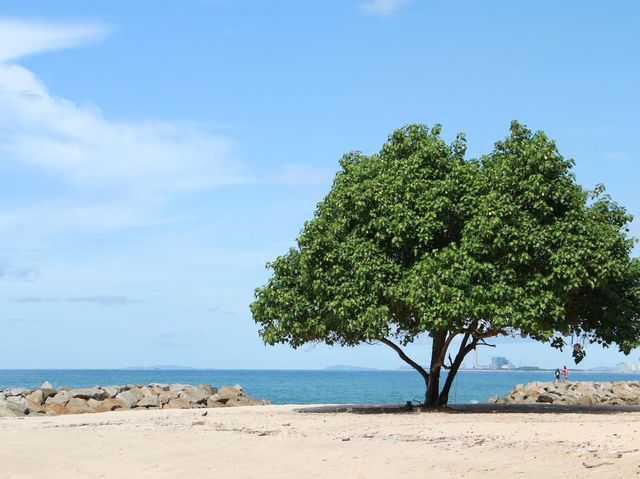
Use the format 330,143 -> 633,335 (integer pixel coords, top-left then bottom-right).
2,369 -> 639,405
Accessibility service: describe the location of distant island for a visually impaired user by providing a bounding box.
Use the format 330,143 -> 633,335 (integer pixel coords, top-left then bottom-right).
124,365 -> 197,371
322,364 -> 378,371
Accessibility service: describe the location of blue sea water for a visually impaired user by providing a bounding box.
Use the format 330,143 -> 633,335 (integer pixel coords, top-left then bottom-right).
1,369 -> 638,405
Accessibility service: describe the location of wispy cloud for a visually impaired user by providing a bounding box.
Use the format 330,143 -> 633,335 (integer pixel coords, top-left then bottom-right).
0,18 -> 244,238
67,294 -> 140,306
602,152 -> 631,162
0,18 -> 323,243
359,0 -> 412,16
12,294 -> 140,306
6,317 -> 57,325
0,263 -> 40,281
0,63 -> 241,194
67,294 -> 141,306
10,297 -> 59,303
0,18 -> 109,62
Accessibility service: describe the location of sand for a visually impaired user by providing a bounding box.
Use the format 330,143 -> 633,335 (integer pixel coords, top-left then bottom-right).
1,405 -> 639,478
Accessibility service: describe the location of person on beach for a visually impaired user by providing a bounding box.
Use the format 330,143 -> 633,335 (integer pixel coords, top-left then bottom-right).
554,369 -> 560,383
562,366 -> 568,382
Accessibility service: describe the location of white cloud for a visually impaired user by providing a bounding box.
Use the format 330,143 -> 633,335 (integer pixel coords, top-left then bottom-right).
0,262 -> 40,281
359,0 -> 412,16
0,18 -> 109,62
0,18 -> 246,238
0,64 -> 242,193
0,18 -> 325,241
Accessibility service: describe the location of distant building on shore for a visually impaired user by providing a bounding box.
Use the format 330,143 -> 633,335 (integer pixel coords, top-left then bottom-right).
490,356 -> 514,370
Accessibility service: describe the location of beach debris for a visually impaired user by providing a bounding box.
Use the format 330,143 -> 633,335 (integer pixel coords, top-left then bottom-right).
582,461 -> 614,469
0,383 -> 271,417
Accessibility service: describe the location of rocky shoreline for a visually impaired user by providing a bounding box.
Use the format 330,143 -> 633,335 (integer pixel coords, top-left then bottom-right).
0,382 -> 271,417
489,381 -> 640,406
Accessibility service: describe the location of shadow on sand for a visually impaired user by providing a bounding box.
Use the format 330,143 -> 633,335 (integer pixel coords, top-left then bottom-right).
297,403 -> 640,415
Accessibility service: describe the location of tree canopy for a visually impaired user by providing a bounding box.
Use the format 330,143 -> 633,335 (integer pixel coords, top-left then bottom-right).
251,122 -> 640,407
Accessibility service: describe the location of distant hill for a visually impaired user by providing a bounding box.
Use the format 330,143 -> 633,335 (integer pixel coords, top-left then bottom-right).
124,365 -> 197,370
322,364 -> 378,371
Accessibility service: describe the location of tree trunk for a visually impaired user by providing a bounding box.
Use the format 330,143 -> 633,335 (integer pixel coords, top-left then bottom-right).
437,351 -> 465,406
424,329 -> 446,408
437,335 -> 478,407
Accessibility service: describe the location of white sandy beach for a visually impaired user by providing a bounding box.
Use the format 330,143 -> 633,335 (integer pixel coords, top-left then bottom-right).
1,405 -> 639,478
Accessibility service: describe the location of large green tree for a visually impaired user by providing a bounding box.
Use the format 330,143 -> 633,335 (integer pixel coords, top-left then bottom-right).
251,122 -> 640,408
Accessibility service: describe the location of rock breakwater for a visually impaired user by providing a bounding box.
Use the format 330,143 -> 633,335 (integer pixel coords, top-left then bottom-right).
0,382 -> 271,417
489,381 -> 640,406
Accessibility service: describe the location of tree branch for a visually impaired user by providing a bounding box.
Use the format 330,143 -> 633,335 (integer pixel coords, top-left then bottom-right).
379,338 -> 429,381
440,331 -> 458,363
472,326 -> 504,340
476,338 -> 496,348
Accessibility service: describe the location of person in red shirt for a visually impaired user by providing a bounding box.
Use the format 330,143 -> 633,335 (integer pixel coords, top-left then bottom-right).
562,365 -> 568,383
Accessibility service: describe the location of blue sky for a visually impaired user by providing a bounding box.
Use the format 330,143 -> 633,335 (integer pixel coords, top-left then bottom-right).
0,0 -> 638,370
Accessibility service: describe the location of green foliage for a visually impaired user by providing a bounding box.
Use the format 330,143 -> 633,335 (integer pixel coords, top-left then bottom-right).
251,121 -> 640,397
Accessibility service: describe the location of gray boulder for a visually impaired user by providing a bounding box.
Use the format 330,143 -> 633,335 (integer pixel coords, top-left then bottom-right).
25,390 -> 43,406
137,395 -> 161,408
115,391 -> 139,409
46,390 -> 72,405
149,383 -> 169,391
25,390 -> 46,414
69,387 -> 108,400
164,398 -> 191,409
102,386 -> 122,398
0,405 -> 23,417
217,386 -> 243,400
536,394 -> 555,403
45,403 -> 69,415
126,388 -> 146,402
198,384 -> 217,395
226,396 -> 268,407
168,384 -> 189,392
158,390 -> 179,405
0,399 -> 27,416
87,398 -> 103,410
39,388 -> 57,401
94,398 -> 126,412
66,398 -> 94,414
206,397 -> 226,408
7,388 -> 31,397
577,395 -> 598,406
178,387 -> 209,404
